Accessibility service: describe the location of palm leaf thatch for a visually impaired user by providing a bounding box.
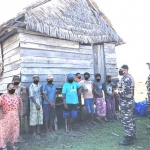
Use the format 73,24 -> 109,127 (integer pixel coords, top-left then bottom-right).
0,0 -> 123,44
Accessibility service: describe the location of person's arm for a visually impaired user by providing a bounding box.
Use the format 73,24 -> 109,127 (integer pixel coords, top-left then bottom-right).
21,87 -> 27,94
76,83 -> 83,96
54,94 -> 56,105
30,97 -> 40,110
122,77 -> 132,95
43,93 -> 55,106
62,94 -> 68,109
93,82 -> 102,97
62,84 -> 68,109
54,86 -> 57,105
17,95 -> 23,117
29,86 -> 40,110
20,99 -> 23,117
102,83 -> 109,95
93,89 -> 103,97
42,85 -> 54,106
0,95 -> 3,119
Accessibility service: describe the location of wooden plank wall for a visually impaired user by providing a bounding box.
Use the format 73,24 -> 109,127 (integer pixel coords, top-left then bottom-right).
103,43 -> 118,80
0,33 -> 21,93
19,33 -> 94,88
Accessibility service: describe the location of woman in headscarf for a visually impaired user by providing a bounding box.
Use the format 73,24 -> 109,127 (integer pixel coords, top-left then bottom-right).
0,83 -> 23,150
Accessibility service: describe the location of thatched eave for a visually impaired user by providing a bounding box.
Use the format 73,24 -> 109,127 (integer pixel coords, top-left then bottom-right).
0,0 -> 124,45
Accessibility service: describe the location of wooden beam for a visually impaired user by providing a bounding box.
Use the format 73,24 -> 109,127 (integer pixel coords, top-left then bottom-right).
20,48 -> 92,60
19,33 -> 79,49
20,56 -> 93,65
0,29 -> 18,43
3,40 -> 19,55
3,33 -> 19,49
20,42 -> 92,55
20,68 -> 94,75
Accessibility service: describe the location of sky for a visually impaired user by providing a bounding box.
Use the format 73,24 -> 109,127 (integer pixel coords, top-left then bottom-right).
0,0 -> 149,81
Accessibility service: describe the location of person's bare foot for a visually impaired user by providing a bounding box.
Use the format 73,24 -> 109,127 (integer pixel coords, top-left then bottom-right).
33,132 -> 37,137
66,126 -> 69,133
91,121 -> 97,124
97,117 -> 104,123
66,126 -> 72,133
18,136 -> 25,143
103,117 -> 108,122
45,130 -> 49,135
49,128 -> 54,132
37,131 -> 42,135
12,146 -> 18,150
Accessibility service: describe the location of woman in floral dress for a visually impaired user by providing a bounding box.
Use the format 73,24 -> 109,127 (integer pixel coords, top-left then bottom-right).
0,83 -> 23,150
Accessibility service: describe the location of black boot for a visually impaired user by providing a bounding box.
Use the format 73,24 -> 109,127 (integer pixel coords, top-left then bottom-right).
119,136 -> 134,146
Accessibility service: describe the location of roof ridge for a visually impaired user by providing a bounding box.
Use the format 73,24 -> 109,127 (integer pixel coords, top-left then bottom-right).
24,0 -> 51,11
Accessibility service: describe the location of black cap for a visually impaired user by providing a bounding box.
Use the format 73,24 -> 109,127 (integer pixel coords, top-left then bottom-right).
121,65 -> 129,70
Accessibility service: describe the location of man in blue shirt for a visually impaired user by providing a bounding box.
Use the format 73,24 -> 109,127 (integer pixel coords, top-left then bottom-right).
62,73 -> 82,132
43,75 -> 56,134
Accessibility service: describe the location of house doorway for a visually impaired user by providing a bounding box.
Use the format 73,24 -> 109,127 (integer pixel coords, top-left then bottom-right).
93,44 -> 106,83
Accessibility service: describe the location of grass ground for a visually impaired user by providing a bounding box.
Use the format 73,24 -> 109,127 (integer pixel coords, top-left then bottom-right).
13,117 -> 150,150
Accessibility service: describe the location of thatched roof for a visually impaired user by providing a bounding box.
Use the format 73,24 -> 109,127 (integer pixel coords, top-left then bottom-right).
0,0 -> 123,45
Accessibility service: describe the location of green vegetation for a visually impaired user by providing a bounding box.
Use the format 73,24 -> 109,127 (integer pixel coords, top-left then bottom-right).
16,117 -> 150,150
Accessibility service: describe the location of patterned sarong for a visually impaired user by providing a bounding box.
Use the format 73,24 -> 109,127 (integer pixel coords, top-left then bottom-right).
96,98 -> 106,116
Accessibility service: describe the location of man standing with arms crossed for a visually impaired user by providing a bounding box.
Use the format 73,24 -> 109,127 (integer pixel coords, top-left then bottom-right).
118,65 -> 136,146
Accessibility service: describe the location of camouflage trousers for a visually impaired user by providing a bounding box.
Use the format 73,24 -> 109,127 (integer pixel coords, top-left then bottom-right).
120,98 -> 136,136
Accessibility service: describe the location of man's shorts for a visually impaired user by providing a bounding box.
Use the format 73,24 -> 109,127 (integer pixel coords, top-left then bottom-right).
43,104 -> 56,121
30,105 -> 43,126
84,98 -> 95,114
63,104 -> 78,118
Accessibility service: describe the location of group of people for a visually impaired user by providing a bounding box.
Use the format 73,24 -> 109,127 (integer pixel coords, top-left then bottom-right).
62,65 -> 136,146
62,72 -> 117,132
0,64 -> 137,149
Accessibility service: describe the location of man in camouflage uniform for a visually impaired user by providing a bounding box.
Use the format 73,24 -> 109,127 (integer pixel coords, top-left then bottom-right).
146,75 -> 150,121
118,65 -> 136,146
